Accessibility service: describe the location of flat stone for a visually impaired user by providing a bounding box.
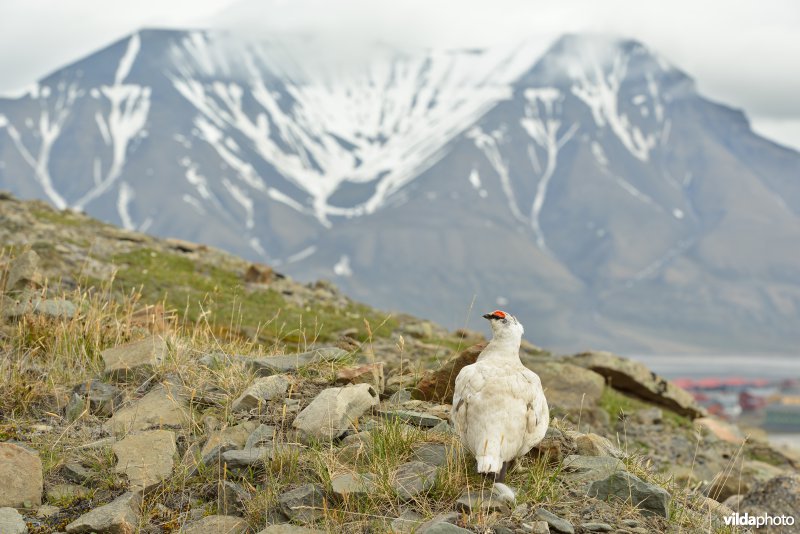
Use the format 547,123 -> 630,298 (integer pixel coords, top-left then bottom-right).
568,351 -> 704,418
420,523 -> 471,534
331,472 -> 377,497
46,483 -> 91,503
588,471 -> 671,518
65,491 -> 141,533
393,461 -> 437,500
278,484 -> 327,524
562,455 -> 625,487
37,504 -> 60,518
574,433 -> 623,458
380,409 -> 443,428
66,380 -> 122,420
0,507 -> 27,534
522,521 -> 550,534
102,335 -> 168,380
182,514 -> 248,534
580,523 -> 613,532
0,442 -> 43,507
104,384 -> 191,434
232,375 -> 290,411
202,421 -> 259,457
523,361 -> 605,413
292,383 -> 379,441
738,474 -> 800,522
533,508 -> 574,533
245,424 -> 276,449
217,480 -> 250,516
256,525 -> 326,534
390,509 -> 424,533
112,430 -> 177,491
243,347 -> 349,374
335,362 -> 385,394
455,489 -> 510,514
2,291 -> 77,320
221,447 -> 272,468
6,249 -> 42,291
61,463 -> 94,484
411,442 -> 449,466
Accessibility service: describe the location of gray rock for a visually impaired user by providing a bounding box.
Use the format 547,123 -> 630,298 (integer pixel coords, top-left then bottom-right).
633,407 -> 663,425
429,420 -> 453,435
393,461 -> 437,500
568,351 -> 704,418
521,521 -> 550,534
380,409 -> 443,428
202,421 -> 258,457
112,430 -> 177,491
523,360 -> 605,413
2,291 -> 77,320
533,508 -> 573,534
232,375 -> 290,411
292,383 -> 379,441
411,442 -> 449,466
0,442 -> 43,507
588,471 -> 671,518
183,515 -> 248,533
245,424 -> 276,449
419,521 -> 471,533
221,447 -> 271,468
66,380 -> 121,420
388,389 -> 413,404
0,507 -> 27,534
455,489 -> 511,514
37,505 -> 60,518
5,249 -> 42,292
257,525 -> 325,534
101,335 -> 168,381
244,347 -> 349,374
574,433 -> 623,458
330,472 -> 376,497
390,509 -> 424,533
61,463 -> 94,484
738,474 -> 800,533
46,484 -> 91,503
278,484 -> 327,524
104,383 -> 191,434
562,454 -> 625,488
336,362 -> 385,394
217,480 -> 250,516
580,523 -> 613,532
65,491 -> 141,533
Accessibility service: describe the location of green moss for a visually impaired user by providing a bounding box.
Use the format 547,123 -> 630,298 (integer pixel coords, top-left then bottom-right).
108,248 -> 397,347
599,386 -> 649,420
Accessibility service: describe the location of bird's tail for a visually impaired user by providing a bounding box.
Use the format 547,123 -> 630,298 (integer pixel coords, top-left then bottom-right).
475,455 -> 502,474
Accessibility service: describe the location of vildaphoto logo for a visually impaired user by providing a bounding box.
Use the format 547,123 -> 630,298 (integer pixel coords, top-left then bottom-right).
724,512 -> 795,528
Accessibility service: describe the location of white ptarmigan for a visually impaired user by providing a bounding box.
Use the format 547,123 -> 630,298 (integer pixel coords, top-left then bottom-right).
451,310 -> 549,498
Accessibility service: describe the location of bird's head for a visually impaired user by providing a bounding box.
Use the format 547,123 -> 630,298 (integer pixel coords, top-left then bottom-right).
482,310 -> 524,341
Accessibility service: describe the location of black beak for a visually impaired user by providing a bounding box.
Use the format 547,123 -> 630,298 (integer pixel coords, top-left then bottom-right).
483,313 -> 499,320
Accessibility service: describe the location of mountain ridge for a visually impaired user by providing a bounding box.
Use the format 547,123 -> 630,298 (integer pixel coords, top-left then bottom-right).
1,29 -> 799,354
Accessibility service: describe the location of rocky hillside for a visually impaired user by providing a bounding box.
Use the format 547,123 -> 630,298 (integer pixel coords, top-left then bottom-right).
0,193 -> 798,534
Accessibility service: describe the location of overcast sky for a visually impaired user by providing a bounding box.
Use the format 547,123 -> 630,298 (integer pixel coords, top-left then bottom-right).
2,0 -> 799,150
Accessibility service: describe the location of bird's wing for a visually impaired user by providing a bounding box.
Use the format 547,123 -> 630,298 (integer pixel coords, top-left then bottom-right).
516,367 -> 548,441
451,363 -> 485,428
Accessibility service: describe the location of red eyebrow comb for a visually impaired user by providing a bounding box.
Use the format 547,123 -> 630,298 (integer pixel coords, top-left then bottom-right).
492,310 -> 506,318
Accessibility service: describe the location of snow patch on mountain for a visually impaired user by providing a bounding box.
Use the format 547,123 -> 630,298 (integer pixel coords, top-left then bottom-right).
166,33 -> 538,226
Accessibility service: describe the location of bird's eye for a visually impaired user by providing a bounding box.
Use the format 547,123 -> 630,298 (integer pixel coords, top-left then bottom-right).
502,318 -> 508,324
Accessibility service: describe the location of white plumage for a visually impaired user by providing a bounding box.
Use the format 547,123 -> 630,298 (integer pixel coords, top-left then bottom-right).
451,310 -> 549,487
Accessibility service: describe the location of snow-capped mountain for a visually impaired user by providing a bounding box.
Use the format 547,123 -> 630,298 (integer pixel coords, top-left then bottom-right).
2,29 -> 799,354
